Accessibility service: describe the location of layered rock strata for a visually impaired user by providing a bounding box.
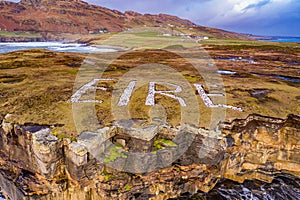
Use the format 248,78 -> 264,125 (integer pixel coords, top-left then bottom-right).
0,114 -> 299,199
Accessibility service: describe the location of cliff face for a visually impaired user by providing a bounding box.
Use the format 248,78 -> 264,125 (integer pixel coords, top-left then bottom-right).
221,114 -> 300,182
0,114 -> 299,199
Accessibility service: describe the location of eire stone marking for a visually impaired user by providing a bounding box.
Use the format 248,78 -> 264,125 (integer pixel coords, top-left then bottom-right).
70,78 -> 243,111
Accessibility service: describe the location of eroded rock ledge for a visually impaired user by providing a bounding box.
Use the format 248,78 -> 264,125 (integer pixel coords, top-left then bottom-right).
0,114 -> 299,199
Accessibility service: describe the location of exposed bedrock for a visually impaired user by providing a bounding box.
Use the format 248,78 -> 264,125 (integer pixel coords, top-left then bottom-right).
0,114 -> 299,199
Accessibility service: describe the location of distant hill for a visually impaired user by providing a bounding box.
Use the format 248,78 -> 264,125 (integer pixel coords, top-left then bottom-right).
0,0 -> 250,40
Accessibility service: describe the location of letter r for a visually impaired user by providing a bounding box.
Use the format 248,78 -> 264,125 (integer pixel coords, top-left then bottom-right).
145,82 -> 187,107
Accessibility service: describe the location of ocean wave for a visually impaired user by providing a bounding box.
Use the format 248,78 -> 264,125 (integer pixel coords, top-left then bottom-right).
0,42 -> 117,54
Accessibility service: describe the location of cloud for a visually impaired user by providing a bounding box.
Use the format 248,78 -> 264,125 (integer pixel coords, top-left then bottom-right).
242,0 -> 271,11
183,0 -> 299,36
85,0 -> 300,36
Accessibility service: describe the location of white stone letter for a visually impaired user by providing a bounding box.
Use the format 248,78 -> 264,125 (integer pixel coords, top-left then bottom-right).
146,82 -> 186,107
70,78 -> 114,103
118,81 -> 137,106
194,84 -> 243,111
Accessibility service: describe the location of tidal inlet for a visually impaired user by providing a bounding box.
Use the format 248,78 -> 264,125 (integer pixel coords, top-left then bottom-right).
0,0 -> 299,199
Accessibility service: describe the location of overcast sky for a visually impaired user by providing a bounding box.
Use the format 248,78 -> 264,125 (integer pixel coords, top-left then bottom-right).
9,0 -> 300,36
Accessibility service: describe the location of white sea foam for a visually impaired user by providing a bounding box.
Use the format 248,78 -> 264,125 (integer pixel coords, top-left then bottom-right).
0,42 -> 117,54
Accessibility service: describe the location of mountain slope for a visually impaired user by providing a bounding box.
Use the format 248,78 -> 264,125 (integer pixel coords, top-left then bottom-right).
0,0 -> 194,33
0,0 -> 249,39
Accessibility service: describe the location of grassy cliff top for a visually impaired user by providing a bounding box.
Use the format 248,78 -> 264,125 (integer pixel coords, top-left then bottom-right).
0,35 -> 299,137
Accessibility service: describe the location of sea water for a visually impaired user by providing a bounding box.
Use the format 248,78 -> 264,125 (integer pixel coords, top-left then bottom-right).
0,42 -> 117,54
261,37 -> 300,43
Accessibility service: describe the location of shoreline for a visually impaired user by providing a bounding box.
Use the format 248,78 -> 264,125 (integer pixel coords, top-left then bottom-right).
0,42 -> 122,54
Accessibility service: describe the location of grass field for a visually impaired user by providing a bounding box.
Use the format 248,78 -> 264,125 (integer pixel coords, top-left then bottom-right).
0,29 -> 299,138
0,31 -> 42,38
80,28 -> 300,53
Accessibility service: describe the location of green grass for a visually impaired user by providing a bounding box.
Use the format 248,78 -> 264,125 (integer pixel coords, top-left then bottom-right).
0,31 -> 42,38
124,185 -> 131,191
183,75 -> 199,83
133,31 -> 160,37
201,37 -> 300,50
104,145 -> 127,163
154,138 -> 177,150
93,29 -> 200,49
86,28 -> 300,52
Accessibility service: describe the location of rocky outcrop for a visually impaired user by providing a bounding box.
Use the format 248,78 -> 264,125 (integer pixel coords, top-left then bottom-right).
0,36 -> 45,42
0,114 -> 299,199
